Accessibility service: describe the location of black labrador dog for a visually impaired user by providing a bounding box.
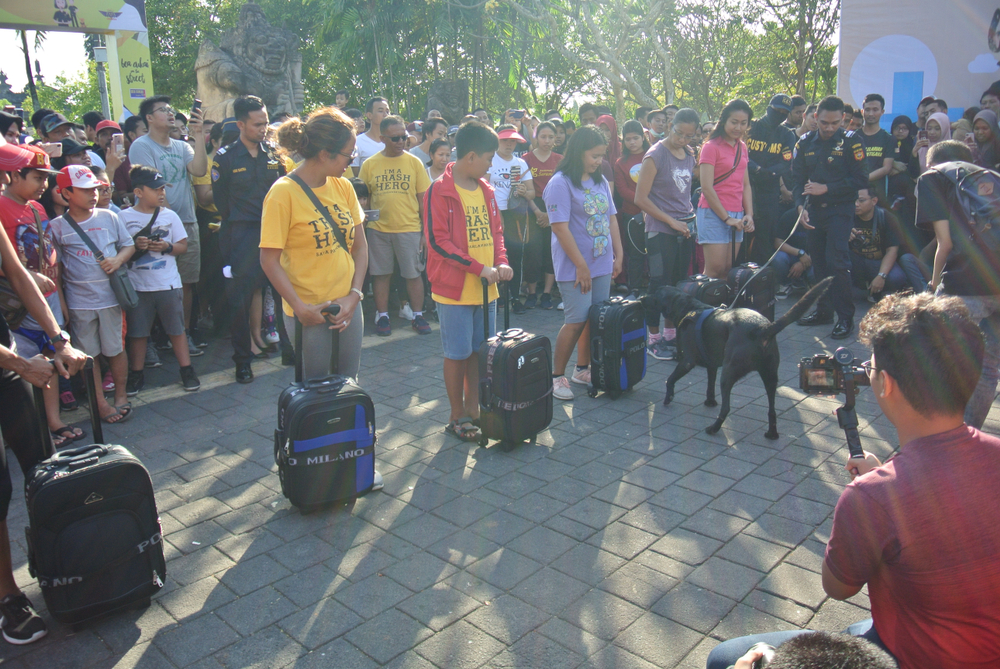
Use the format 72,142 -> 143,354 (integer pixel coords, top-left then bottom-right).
642,277 -> 832,439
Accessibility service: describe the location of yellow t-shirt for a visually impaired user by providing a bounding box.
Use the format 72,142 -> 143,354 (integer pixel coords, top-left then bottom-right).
433,185 -> 499,306
191,171 -> 218,214
358,152 -> 430,234
259,175 -> 363,316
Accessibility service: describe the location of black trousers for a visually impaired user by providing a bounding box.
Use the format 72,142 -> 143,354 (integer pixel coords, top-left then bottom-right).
502,210 -> 526,292
807,202 -> 855,321
621,214 -> 647,293
523,198 -> 554,286
645,231 -> 692,327
750,189 -> 784,266
0,369 -> 51,520
228,222 -> 291,366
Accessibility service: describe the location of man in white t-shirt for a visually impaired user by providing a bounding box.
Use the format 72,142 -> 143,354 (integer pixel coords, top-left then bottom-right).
352,96 -> 389,175
118,164 -> 200,395
488,126 -> 535,313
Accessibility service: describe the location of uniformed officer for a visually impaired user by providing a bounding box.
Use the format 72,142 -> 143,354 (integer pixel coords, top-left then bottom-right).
211,95 -> 291,384
745,94 -> 797,264
792,96 -> 869,339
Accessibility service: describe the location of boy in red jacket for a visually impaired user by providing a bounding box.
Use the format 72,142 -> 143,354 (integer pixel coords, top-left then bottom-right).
424,122 -> 512,441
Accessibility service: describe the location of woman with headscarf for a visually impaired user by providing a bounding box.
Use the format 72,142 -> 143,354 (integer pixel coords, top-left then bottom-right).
910,111 -> 951,176
973,109 -> 1000,170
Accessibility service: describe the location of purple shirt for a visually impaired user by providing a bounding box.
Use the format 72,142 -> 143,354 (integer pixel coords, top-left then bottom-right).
543,172 -> 618,281
642,141 -> 696,235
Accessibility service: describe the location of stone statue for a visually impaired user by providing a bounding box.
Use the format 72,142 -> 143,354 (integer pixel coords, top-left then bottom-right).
426,80 -> 469,126
195,3 -> 304,123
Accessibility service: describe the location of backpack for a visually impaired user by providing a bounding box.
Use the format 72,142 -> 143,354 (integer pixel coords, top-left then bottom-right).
929,161 -> 1000,250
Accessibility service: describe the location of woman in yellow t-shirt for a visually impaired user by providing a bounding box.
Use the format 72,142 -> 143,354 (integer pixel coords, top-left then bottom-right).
260,107 -> 369,379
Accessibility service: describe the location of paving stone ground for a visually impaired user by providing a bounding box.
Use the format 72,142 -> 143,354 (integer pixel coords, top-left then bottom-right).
5,293 -> 998,668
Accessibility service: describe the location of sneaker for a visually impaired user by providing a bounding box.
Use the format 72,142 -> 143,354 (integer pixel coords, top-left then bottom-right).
263,328 -> 280,345
399,303 -> 415,321
412,315 -> 432,335
102,371 -> 115,392
553,376 -> 574,400
376,316 -> 392,337
371,470 -> 384,491
59,390 -> 78,412
511,298 -> 526,315
775,283 -> 792,299
154,341 -> 172,351
571,367 -> 591,386
539,293 -> 553,310
187,334 -> 205,357
524,293 -> 538,309
649,339 -> 677,361
180,365 -> 200,392
144,346 -> 162,368
0,593 -> 47,645
125,370 -> 144,397
557,301 -> 565,311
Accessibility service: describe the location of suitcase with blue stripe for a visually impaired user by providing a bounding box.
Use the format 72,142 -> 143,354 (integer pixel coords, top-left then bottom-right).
588,297 -> 647,399
274,319 -> 378,512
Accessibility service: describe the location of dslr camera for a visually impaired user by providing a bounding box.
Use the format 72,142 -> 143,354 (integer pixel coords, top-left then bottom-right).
798,348 -> 869,395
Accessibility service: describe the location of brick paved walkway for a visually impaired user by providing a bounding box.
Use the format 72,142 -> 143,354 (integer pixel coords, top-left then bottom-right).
4,294 -> 978,668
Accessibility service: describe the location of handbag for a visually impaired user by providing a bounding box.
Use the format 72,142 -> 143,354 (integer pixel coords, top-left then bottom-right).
0,206 -> 50,328
62,212 -> 139,310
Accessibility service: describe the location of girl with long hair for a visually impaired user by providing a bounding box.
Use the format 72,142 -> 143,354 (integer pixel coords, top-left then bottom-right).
613,119 -> 650,296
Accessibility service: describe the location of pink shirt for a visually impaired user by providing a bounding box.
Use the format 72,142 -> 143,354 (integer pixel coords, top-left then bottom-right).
697,136 -> 748,213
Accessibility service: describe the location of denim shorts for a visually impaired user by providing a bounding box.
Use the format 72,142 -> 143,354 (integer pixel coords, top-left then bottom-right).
558,274 -> 612,324
436,300 -> 497,360
696,207 -> 743,245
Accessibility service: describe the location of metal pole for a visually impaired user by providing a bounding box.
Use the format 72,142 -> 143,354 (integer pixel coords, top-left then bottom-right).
93,45 -> 111,120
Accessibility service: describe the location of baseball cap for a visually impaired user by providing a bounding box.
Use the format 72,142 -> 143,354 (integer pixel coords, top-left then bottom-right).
448,125 -> 460,136
41,113 -> 72,136
21,145 -> 59,174
497,128 -> 527,143
132,169 -> 167,189
60,137 -> 89,156
0,134 -> 37,172
769,95 -> 793,112
95,120 -> 121,134
56,165 -> 107,190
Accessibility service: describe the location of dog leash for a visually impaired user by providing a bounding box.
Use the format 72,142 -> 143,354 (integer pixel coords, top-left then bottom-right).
727,195 -> 811,309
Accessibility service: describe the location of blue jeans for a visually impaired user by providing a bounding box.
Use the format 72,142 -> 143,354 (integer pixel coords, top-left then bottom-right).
771,250 -> 815,285
849,252 -> 927,294
951,293 -> 1000,429
705,619 -> 892,669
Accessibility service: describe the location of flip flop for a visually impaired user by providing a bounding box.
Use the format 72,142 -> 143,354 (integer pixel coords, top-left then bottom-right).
52,426 -> 86,443
114,403 -> 134,424
445,418 -> 480,442
50,430 -> 70,448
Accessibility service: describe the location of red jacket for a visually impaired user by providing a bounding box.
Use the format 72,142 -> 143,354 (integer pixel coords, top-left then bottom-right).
423,163 -> 508,301
614,153 -> 644,217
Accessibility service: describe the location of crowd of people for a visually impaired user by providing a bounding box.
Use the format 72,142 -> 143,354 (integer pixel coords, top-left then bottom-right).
0,76 -> 998,667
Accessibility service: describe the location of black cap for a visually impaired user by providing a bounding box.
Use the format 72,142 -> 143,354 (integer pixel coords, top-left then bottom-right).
132,170 -> 168,189
59,137 -> 89,156
769,95 -> 793,112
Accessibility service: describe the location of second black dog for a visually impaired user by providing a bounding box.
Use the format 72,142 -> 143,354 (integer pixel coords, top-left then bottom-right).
642,277 -> 832,439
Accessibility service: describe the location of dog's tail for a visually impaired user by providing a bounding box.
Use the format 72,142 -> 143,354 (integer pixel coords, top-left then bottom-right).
760,277 -> 834,340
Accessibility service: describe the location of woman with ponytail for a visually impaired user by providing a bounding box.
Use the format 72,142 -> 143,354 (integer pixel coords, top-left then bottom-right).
260,107 -> 369,380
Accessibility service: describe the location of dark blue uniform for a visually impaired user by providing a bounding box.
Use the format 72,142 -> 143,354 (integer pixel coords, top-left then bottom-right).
791,128 -> 869,323
746,110 -> 797,264
211,140 -> 290,367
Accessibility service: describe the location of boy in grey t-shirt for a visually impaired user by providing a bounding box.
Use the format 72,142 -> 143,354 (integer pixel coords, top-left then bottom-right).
49,166 -> 135,424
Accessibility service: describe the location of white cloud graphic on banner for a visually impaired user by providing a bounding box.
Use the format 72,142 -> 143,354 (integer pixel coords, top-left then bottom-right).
969,53 -> 1000,74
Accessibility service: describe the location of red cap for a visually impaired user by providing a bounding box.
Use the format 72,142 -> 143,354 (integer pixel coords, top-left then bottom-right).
95,120 -> 121,134
0,135 -> 37,172
22,145 -> 59,174
56,165 -> 107,190
497,128 -> 527,143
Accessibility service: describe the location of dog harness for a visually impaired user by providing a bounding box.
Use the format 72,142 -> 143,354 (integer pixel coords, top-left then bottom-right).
678,308 -> 717,363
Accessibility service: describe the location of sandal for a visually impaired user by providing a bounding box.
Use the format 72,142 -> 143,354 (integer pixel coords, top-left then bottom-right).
51,426 -> 85,444
102,403 -> 134,425
445,418 -> 480,442
50,431 -> 70,448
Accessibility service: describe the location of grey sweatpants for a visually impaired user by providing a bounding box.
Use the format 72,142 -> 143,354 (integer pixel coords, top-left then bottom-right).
292,310 -> 364,380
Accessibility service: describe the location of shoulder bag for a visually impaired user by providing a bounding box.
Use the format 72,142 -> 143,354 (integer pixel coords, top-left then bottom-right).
62,212 -> 139,310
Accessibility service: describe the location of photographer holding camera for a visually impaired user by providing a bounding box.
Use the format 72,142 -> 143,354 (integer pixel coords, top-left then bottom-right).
707,292 -> 1000,669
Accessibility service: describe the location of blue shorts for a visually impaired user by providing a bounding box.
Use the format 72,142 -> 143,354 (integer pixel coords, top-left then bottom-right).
558,274 -> 613,324
696,207 -> 743,245
436,300 -> 497,360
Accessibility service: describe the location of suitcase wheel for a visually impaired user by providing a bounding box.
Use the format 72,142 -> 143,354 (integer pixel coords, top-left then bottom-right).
587,386 -> 598,398
478,434 -> 488,447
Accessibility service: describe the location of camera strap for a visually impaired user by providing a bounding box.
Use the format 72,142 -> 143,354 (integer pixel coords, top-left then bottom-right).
128,207 -> 160,266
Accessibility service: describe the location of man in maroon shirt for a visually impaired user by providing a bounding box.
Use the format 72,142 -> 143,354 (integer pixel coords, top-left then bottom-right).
707,292 -> 1000,669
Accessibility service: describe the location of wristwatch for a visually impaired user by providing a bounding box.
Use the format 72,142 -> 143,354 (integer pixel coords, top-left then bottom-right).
44,330 -> 71,351
797,249 -> 806,258
877,272 -> 888,279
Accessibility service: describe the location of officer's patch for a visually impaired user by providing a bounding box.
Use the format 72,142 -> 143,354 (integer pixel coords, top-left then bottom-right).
853,145 -> 864,162
211,167 -> 220,182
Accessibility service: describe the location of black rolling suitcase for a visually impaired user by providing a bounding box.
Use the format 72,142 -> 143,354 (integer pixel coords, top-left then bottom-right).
677,275 -> 730,307
727,228 -> 777,320
274,308 -> 379,512
587,296 -> 647,398
25,359 -> 165,626
478,281 -> 553,448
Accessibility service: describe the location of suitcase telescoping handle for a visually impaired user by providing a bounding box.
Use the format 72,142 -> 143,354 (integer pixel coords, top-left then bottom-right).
480,277 -> 511,340
294,304 -> 341,383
